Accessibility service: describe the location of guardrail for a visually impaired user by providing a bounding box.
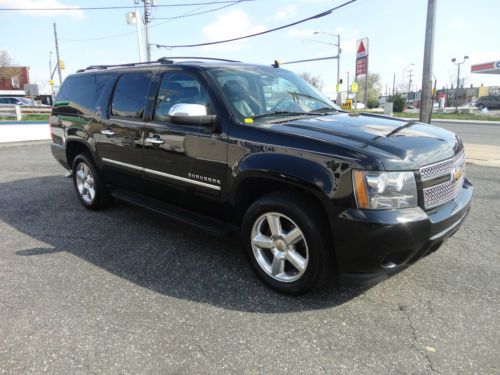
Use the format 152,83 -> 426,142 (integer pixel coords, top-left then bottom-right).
0,105 -> 52,120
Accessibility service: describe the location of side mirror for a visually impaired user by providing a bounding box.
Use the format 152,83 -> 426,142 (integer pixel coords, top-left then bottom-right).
168,103 -> 217,129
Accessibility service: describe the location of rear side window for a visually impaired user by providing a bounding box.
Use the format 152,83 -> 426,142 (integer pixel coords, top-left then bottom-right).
57,74 -> 111,112
111,72 -> 151,119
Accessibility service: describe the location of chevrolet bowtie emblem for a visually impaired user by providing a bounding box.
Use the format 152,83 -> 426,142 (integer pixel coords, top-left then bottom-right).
451,166 -> 464,182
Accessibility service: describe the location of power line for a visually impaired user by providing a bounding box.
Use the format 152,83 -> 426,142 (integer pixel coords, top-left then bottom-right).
151,0 -> 249,20
60,0 -> 253,42
154,0 -> 357,49
0,1 -> 254,11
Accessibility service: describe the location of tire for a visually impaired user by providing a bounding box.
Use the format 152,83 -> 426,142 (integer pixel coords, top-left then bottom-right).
72,153 -> 112,210
241,191 -> 334,295
477,103 -> 485,110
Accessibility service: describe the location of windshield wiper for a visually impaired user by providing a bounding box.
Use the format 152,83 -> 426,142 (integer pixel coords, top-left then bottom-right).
251,111 -> 320,120
313,107 -> 342,113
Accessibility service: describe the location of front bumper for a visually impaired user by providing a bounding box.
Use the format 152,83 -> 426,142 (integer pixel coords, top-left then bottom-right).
334,178 -> 473,285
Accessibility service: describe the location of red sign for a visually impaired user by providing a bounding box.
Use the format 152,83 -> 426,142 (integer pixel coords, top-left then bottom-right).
357,41 -> 366,55
356,56 -> 367,76
356,38 -> 368,59
471,61 -> 497,72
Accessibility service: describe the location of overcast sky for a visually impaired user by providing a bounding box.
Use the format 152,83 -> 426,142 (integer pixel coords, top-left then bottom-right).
1,0 -> 499,97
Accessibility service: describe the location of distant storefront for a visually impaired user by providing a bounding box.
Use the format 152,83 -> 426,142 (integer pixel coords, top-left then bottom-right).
0,66 -> 30,91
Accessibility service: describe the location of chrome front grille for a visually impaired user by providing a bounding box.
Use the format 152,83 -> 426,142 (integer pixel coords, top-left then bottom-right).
420,152 -> 465,181
420,153 -> 465,209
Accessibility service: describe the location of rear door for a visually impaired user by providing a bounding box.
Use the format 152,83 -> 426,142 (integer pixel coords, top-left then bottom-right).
96,71 -> 153,189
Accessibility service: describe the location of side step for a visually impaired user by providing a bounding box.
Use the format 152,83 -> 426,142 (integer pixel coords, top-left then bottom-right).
111,189 -> 237,236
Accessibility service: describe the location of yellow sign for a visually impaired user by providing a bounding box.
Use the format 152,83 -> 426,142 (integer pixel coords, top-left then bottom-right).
351,82 -> 358,93
335,83 -> 340,92
49,79 -> 55,86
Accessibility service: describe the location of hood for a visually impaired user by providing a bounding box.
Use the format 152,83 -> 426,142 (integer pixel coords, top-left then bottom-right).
266,112 -> 463,170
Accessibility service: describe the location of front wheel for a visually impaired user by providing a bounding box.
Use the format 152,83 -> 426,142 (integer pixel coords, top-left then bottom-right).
242,191 -> 334,294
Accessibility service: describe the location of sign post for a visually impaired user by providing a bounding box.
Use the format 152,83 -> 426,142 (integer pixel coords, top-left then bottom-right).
355,38 -> 369,109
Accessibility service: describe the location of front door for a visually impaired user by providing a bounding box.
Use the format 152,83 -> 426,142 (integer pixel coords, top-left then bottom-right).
142,70 -> 228,209
95,71 -> 152,190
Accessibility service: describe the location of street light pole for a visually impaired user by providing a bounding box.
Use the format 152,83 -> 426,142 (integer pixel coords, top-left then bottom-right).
127,10 -> 145,61
313,31 -> 341,98
451,55 -> 469,112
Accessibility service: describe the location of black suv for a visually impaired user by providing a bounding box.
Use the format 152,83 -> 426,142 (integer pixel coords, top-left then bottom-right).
50,58 -> 472,294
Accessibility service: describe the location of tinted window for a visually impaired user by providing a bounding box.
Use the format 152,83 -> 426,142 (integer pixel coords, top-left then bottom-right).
57,74 -> 111,112
0,98 -> 8,104
111,72 -> 151,119
154,72 -> 214,122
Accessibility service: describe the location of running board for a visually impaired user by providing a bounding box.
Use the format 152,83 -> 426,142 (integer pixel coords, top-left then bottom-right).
111,189 -> 237,236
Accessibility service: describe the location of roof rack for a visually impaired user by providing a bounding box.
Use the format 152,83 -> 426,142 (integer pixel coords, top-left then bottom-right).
76,57 -> 241,73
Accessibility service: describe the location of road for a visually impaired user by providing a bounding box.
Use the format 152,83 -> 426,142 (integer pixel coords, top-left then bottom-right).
432,120 -> 500,146
0,143 -> 498,374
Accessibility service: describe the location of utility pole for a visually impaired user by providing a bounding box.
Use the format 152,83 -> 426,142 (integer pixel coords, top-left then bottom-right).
346,71 -> 350,101
392,72 -> 396,95
420,0 -> 436,123
364,60 -> 369,108
407,69 -> 414,95
53,22 -> 62,86
451,55 -> 468,112
143,0 -> 152,62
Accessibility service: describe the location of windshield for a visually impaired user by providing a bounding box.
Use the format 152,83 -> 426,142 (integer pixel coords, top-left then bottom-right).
207,65 -> 340,121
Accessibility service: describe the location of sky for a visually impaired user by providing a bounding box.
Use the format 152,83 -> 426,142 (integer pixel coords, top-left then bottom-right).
1,0 -> 499,97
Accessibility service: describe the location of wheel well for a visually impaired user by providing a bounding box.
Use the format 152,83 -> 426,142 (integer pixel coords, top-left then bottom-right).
66,141 -> 91,168
235,177 -> 330,228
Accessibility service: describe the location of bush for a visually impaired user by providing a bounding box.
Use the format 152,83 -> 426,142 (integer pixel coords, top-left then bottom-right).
387,93 -> 406,112
367,98 -> 380,109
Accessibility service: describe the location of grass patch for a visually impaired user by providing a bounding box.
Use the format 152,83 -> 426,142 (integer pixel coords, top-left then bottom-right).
0,114 -> 49,122
394,112 -> 500,122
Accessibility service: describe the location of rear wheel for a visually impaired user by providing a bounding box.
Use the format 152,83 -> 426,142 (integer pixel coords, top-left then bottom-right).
242,191 -> 333,294
72,153 -> 111,210
477,103 -> 485,110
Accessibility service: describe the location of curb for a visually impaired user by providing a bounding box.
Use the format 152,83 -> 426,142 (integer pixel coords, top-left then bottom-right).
0,140 -> 50,148
0,121 -> 48,125
431,119 -> 500,125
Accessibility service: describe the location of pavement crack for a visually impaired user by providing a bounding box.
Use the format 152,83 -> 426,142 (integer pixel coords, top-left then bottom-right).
398,304 -> 439,374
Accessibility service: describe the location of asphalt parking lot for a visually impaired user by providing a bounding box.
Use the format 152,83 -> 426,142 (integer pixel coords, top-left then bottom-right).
0,142 -> 498,374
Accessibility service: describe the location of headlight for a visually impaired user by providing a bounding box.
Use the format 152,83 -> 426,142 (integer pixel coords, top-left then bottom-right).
353,170 -> 417,209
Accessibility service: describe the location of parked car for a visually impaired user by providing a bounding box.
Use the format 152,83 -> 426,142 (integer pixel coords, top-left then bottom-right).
404,104 -> 419,113
0,97 -> 32,106
475,95 -> 500,110
50,58 -> 473,294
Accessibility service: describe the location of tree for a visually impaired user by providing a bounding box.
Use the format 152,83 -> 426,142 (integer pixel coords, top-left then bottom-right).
299,72 -> 324,91
387,92 -> 406,112
355,72 -> 382,106
0,50 -> 13,67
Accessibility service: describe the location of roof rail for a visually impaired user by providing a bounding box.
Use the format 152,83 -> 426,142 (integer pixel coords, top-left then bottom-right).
76,56 -> 240,73
162,56 -> 241,63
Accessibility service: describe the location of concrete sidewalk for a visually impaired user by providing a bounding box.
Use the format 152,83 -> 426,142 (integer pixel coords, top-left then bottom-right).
0,122 -> 50,143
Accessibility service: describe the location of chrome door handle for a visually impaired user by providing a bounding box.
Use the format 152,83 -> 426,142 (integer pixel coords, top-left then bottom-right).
101,129 -> 115,136
145,137 -> 165,145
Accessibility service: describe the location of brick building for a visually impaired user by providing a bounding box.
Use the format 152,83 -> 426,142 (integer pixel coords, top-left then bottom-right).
0,66 -> 30,90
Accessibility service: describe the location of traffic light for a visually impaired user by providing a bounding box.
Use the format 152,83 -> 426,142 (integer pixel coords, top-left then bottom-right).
59,59 -> 65,70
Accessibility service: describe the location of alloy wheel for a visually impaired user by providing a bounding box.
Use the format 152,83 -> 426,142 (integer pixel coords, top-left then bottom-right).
250,212 -> 309,282
75,162 -> 96,205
